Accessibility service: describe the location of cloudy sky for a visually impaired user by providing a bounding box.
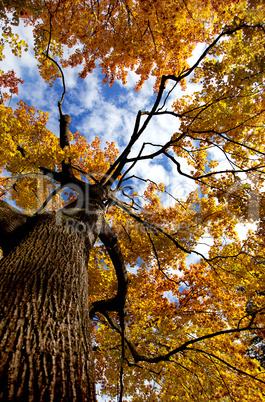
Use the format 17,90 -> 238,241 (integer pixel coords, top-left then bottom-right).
1,16 -> 259,402
3,22 -> 204,196
2,21 -> 256,255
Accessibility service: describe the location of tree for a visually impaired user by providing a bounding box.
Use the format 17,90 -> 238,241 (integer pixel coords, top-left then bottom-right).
0,0 -> 265,400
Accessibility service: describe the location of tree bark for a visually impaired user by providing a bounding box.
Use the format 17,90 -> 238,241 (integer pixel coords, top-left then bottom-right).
0,203 -> 103,401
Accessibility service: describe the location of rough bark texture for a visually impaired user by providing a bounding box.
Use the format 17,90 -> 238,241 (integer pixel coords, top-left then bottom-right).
0,204 -> 103,401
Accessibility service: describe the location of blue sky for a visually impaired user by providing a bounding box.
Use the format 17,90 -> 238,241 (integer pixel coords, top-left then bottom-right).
2,21 -> 200,205
1,20 -> 256,266
1,16 -> 260,402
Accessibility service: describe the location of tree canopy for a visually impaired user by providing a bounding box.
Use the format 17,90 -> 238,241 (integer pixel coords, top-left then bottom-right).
0,0 -> 265,400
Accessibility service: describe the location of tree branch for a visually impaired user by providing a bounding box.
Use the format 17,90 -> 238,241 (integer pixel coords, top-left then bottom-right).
110,195 -> 191,254
188,347 -> 265,384
144,226 -> 183,285
0,200 -> 31,256
90,221 -> 129,401
102,74 -> 173,187
90,219 -> 128,317
132,325 -> 262,364
98,24 -> 258,189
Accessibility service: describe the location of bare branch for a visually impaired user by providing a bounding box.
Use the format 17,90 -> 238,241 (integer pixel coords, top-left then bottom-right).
90,219 -> 128,317
102,74 -> 174,186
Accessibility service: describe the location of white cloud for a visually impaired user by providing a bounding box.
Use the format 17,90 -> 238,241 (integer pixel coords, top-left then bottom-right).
235,222 -> 258,242
1,19 -> 259,257
185,231 -> 214,266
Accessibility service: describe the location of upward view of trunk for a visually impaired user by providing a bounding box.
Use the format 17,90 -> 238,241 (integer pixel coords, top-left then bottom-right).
0,205 -> 103,401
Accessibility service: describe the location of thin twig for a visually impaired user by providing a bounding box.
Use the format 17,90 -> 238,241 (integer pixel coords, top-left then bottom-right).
144,226 -> 183,285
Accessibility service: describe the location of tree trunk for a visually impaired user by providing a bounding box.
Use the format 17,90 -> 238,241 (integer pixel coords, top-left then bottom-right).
0,205 -> 103,401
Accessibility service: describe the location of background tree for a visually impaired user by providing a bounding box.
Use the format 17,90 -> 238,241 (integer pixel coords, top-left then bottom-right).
0,0 -> 265,401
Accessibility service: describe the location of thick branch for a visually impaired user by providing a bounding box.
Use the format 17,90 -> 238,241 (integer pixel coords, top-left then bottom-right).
100,307 -> 264,388
90,219 -> 128,317
0,200 -> 33,256
132,325 -> 262,364
90,219 -> 128,401
102,74 -> 172,186
60,114 -> 72,149
38,166 -> 87,190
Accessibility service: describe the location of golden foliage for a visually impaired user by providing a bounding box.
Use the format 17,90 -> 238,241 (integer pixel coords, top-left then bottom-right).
0,0 -> 265,400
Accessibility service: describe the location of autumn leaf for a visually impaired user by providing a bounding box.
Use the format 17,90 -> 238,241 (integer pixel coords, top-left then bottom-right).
0,1 -> 265,401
